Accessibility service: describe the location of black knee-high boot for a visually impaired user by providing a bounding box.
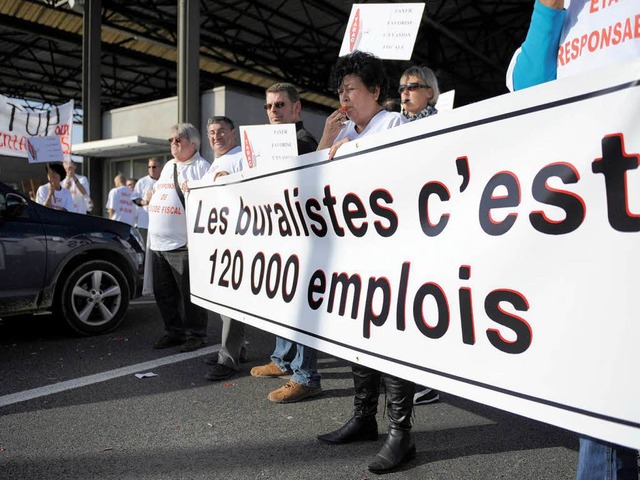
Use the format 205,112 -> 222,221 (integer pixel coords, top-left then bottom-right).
317,364 -> 380,444
368,374 -> 416,473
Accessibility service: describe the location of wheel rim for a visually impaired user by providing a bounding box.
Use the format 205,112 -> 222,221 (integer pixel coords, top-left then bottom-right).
70,269 -> 122,327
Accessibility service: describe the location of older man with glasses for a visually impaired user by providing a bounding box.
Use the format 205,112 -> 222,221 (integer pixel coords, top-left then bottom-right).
148,123 -> 210,352
132,157 -> 162,246
202,115 -> 250,382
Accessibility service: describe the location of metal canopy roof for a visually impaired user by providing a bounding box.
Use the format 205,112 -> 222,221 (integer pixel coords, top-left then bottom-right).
0,0 -> 534,120
71,135 -> 170,158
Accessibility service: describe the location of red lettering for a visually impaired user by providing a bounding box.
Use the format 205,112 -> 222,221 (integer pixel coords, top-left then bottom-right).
623,17 -> 633,41
589,0 -> 599,13
588,30 -> 599,52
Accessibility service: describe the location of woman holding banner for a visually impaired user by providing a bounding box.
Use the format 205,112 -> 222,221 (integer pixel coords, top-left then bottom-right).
315,50 -> 415,474
398,65 -> 442,407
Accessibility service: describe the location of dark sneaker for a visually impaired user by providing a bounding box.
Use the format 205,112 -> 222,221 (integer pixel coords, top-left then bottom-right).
179,338 -> 206,352
204,363 -> 237,381
204,346 -> 247,365
153,335 -> 185,349
413,387 -> 439,405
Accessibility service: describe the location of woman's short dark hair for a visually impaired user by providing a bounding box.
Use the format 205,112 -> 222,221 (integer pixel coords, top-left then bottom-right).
330,51 -> 389,105
46,162 -> 66,181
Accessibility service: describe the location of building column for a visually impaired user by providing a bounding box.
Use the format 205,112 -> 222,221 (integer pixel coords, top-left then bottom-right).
177,0 -> 200,127
82,0 -> 103,215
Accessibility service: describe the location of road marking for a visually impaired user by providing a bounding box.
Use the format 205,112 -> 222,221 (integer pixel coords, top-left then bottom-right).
0,344 -> 221,408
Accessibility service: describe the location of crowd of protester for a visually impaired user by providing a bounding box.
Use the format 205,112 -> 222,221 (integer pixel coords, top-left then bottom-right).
29,1 -> 638,475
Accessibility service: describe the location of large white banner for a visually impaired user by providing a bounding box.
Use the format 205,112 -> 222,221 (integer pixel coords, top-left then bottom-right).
0,95 -> 73,162
187,61 -> 640,449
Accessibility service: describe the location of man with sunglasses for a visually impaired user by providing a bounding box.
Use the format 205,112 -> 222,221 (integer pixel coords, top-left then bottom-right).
263,82 -> 318,156
148,123 -> 210,353
132,157 -> 162,246
249,83 -> 322,404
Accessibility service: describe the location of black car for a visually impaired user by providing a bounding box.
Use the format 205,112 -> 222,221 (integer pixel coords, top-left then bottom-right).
0,182 -> 145,335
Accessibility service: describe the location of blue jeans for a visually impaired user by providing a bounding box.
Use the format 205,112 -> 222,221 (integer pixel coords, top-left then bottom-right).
577,436 -> 638,480
271,336 -> 321,388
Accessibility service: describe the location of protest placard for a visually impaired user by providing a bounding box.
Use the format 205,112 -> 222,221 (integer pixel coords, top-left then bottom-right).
187,60 -> 640,449
239,124 -> 298,171
339,3 -> 425,60
26,135 -> 64,164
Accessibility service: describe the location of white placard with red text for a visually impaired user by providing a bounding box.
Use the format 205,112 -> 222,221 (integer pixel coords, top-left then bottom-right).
188,61 -> 640,449
0,95 -> 73,162
239,124 -> 298,172
26,135 -> 64,164
339,3 -> 425,60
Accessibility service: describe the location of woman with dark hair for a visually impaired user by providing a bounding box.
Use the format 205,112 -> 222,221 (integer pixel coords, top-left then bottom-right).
35,162 -> 73,211
317,50 -> 405,160
316,51 -> 416,474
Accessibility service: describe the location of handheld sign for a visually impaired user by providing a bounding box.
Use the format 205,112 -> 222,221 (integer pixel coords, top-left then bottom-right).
239,124 -> 298,172
26,135 -> 64,164
339,3 -> 425,60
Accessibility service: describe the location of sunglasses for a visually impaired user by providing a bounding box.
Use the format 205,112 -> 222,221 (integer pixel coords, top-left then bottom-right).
168,137 -> 182,144
148,165 -> 158,169
263,101 -> 288,110
398,83 -> 429,94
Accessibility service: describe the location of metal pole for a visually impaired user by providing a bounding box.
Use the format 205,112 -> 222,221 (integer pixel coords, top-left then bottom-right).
177,0 -> 200,127
82,0 -> 103,215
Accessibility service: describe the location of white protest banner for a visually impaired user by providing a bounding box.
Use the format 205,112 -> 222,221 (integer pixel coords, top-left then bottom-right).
239,124 -> 298,171
187,60 -> 640,449
339,3 -> 425,60
26,135 -> 64,164
0,95 -> 73,162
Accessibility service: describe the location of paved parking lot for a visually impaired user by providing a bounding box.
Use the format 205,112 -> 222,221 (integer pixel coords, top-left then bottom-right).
0,297 -> 582,479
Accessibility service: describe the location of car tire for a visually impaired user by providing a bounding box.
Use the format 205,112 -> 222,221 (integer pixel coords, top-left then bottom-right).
57,260 -> 131,335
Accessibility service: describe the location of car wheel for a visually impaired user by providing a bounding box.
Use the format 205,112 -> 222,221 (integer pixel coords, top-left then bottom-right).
58,260 -> 130,335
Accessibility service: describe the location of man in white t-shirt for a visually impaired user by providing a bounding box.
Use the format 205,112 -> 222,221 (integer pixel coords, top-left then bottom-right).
203,116 -> 243,182
132,157 -> 162,246
105,173 -> 136,226
201,116 -> 246,381
148,123 -> 210,353
62,160 -> 91,214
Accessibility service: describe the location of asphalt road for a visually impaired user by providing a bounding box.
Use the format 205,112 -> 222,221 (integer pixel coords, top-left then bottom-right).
0,297 -> 582,479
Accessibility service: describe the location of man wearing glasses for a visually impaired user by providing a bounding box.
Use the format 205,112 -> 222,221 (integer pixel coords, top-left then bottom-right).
132,157 -> 162,246
148,123 -> 210,353
202,115 -> 249,381
263,82 -> 318,155
203,116 -> 243,181
249,83 -> 322,404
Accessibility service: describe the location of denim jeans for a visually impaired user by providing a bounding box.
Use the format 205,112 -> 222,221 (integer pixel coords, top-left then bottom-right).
576,436 -> 638,480
152,248 -> 208,339
271,336 -> 321,388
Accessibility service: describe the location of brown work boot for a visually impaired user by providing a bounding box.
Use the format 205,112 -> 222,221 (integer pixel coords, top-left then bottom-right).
267,380 -> 321,403
250,361 -> 292,378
